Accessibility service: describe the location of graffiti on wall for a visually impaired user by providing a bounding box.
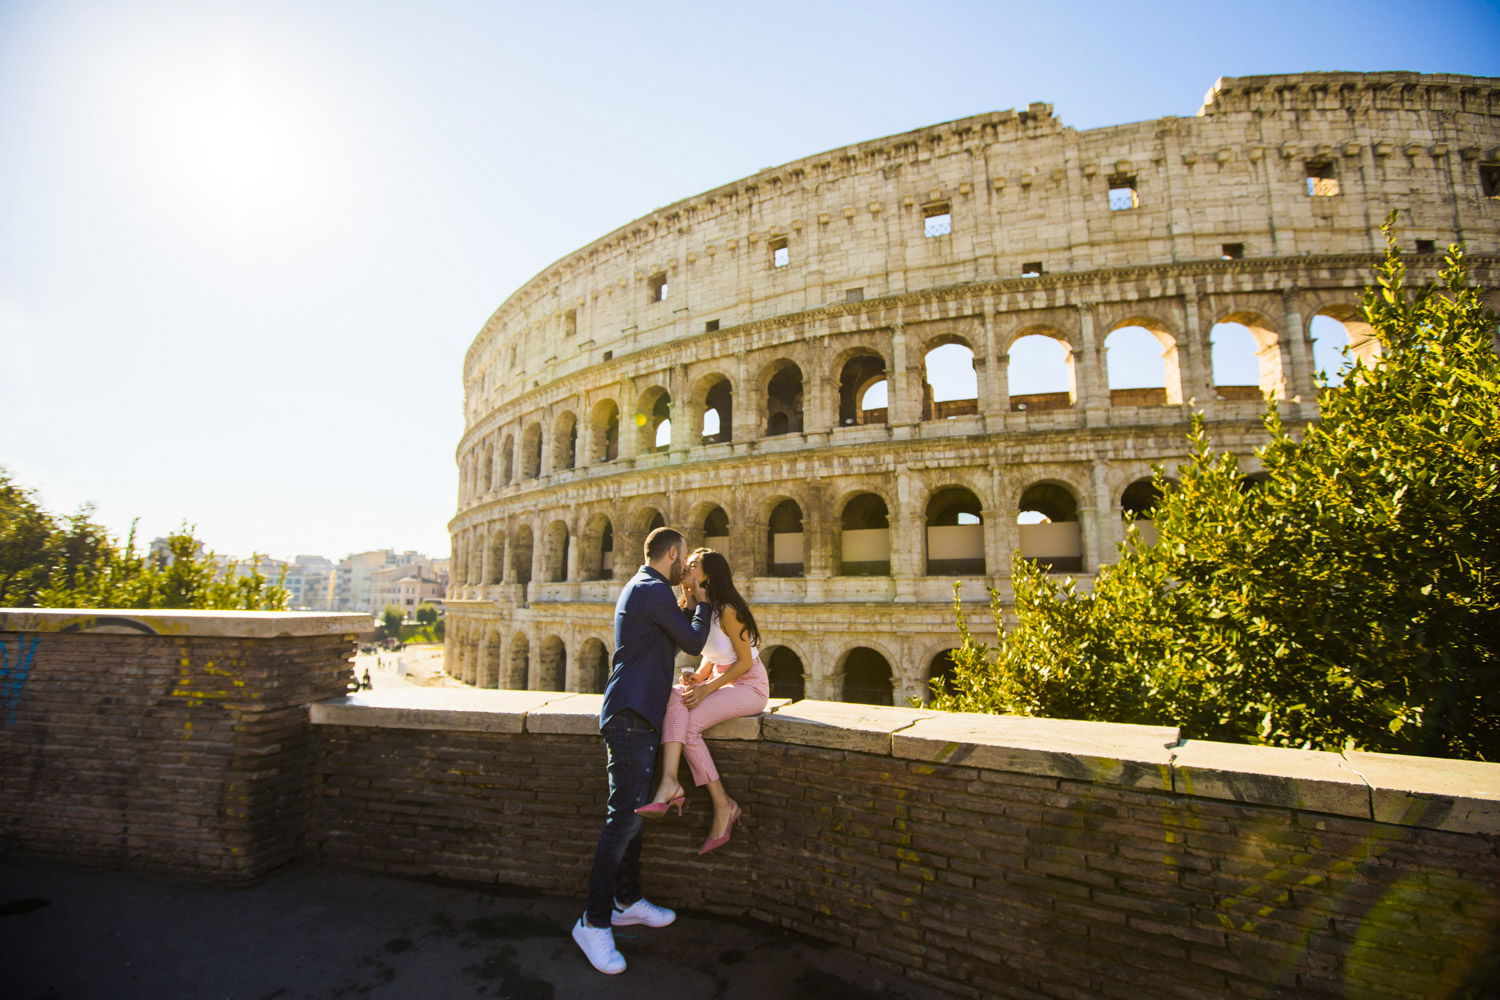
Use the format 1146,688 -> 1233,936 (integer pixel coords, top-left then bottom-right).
0,634 -> 40,727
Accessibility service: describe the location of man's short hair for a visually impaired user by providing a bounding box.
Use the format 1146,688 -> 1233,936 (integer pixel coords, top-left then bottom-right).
644,526 -> 684,563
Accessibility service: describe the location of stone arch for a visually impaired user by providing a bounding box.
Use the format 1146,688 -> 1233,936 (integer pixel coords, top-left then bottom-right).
837,645 -> 895,706
1121,478 -> 1166,546
925,485 -> 985,576
480,626 -> 503,688
1211,310 -> 1286,400
578,637 -> 610,694
836,349 -> 889,426
1104,316 -> 1182,406
543,518 -> 570,582
506,630 -> 530,689
762,644 -> 806,700
698,504 -> 730,551
766,497 -> 805,577
692,372 -> 734,445
762,358 -> 805,436
500,433 -> 515,484
924,647 -> 961,704
589,398 -> 620,463
481,448 -> 494,494
509,523 -> 534,587
537,634 -> 566,692
1005,327 -> 1077,411
552,410 -> 579,471
636,385 -> 672,453
580,512 -> 615,581
520,422 -> 544,479
1308,301 -> 1379,385
486,529 -> 505,585
1017,480 -> 1084,573
838,491 -> 891,576
921,335 -> 979,420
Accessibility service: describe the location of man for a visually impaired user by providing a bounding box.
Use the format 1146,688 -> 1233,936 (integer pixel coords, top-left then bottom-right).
572,526 -> 713,975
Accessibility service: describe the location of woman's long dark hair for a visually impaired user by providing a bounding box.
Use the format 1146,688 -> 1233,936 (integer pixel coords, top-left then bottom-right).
691,548 -> 762,648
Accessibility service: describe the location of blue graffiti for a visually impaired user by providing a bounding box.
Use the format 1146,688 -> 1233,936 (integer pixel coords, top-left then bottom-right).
0,634 -> 40,727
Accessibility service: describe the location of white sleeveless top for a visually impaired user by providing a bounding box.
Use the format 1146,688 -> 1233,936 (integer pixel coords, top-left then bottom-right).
703,611 -> 755,667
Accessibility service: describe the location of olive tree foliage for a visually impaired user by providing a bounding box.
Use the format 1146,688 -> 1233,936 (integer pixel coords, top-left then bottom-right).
0,468 -> 287,611
935,229 -> 1499,761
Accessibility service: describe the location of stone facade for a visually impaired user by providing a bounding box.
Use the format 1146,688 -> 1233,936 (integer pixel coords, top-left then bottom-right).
446,72 -> 1500,699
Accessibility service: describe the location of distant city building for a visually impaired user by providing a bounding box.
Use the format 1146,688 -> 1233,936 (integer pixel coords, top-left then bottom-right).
285,555 -> 336,611
372,566 -> 446,615
329,550 -> 448,614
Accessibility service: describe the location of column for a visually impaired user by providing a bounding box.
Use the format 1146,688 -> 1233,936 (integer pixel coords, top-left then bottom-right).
1176,292 -> 1213,406
1077,304 -> 1109,420
888,322 -> 921,430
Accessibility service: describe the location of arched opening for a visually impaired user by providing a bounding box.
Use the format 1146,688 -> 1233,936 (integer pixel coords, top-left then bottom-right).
579,638 -> 610,694
842,647 -> 893,705
538,635 -> 566,692
1209,322 -> 1261,400
545,519 -> 570,582
927,649 -> 960,703
553,411 -> 578,470
581,514 -> 614,581
637,388 -> 672,453
481,633 -> 502,688
486,532 -> 505,585
839,493 -> 890,576
767,499 -> 804,577
926,487 -> 985,576
702,506 -> 730,551
764,645 -> 805,700
521,423 -> 543,479
1121,479 -> 1164,547
701,378 -> 733,445
500,434 -> 515,484
1105,324 -> 1179,406
765,362 -> 804,436
506,631 -> 530,689
1007,333 -> 1075,411
510,524 -> 534,587
838,353 -> 887,426
590,399 -> 620,463
923,341 -> 978,419
481,450 -> 494,493
1017,482 -> 1082,573
1310,308 -> 1378,388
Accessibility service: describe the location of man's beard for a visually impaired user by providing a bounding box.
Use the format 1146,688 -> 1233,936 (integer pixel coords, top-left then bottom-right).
667,556 -> 683,586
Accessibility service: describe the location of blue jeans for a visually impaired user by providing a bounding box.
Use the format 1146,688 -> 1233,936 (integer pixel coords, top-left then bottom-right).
584,709 -> 658,927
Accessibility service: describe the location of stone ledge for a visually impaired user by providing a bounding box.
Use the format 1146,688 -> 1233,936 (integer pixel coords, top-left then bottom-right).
894,713 -> 1179,790
303,691 -> 1500,833
1171,740 -> 1370,818
0,608 -> 370,639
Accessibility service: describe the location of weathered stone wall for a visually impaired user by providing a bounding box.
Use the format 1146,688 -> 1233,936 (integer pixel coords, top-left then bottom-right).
445,71 -> 1500,700
3,619 -> 1496,996
0,609 -> 363,883
308,689 -> 1500,1000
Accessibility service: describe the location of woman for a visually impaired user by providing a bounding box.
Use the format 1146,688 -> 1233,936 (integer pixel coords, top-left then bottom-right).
635,548 -> 768,854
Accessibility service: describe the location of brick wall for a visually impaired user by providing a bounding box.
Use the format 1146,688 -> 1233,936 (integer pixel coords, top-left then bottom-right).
0,609 -> 363,883
307,692 -> 1500,1000
3,617 -> 1497,997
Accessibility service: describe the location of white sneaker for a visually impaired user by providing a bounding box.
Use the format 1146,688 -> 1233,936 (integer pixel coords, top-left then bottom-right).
572,917 -> 626,974
611,896 -> 676,928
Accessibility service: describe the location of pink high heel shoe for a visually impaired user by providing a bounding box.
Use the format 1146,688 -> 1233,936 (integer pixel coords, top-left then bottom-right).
635,794 -> 686,818
697,804 -> 742,855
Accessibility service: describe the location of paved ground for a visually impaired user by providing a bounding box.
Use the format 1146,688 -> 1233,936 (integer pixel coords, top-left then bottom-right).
1,858 -> 959,1000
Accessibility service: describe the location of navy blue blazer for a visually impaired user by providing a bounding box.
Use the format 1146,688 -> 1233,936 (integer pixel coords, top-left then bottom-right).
600,565 -> 712,732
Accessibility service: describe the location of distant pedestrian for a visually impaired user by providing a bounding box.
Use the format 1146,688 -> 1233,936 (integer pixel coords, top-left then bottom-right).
361,668 -> 373,690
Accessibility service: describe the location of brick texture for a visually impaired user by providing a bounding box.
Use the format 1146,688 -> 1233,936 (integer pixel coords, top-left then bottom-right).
0,628 -> 353,883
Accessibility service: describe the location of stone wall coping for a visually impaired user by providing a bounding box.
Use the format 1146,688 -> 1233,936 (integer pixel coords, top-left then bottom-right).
305,690 -> 1500,833
0,608 -> 370,639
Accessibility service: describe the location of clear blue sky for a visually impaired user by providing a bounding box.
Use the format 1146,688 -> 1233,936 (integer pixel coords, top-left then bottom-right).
3,0 -> 1496,561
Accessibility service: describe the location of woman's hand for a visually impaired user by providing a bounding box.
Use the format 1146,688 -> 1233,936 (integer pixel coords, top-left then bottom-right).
682,681 -> 716,709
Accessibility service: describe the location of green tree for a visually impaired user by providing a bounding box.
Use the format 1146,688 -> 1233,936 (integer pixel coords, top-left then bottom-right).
0,469 -> 65,606
415,603 -> 438,626
381,604 -> 404,638
935,226 -> 1500,761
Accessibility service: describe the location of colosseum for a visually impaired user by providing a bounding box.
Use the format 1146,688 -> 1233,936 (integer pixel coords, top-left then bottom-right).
445,71 -> 1500,706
